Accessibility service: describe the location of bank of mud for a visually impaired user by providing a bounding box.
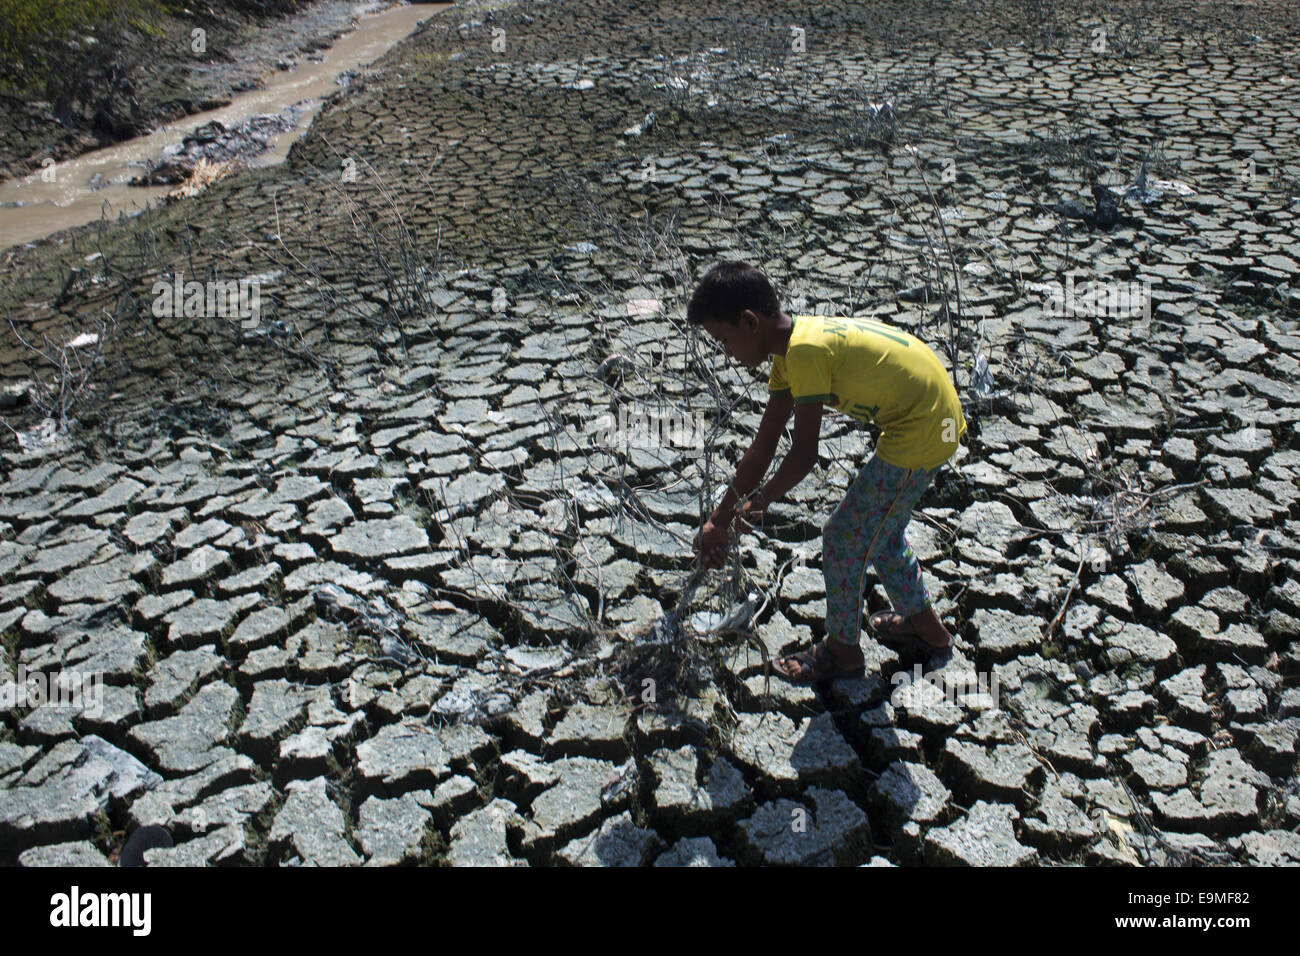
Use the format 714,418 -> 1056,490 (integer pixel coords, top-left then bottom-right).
0,0 -> 410,183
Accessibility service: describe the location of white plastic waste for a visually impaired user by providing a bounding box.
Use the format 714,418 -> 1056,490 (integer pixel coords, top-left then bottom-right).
970,354 -> 994,399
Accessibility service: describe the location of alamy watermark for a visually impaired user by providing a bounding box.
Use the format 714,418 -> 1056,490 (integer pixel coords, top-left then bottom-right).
890,663 -> 1000,713
151,272 -> 262,328
50,886 -> 150,936
1,665 -> 104,717
593,405 -> 706,457
1032,273 -> 1152,321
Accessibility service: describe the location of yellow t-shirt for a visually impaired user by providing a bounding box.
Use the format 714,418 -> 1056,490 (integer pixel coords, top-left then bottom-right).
768,314 -> 966,470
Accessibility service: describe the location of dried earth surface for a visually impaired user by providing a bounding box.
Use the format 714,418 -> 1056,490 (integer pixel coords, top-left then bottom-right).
1,0 -> 1298,866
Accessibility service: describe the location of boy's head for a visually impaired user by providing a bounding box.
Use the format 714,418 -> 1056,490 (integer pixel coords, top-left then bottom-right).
687,261 -> 783,367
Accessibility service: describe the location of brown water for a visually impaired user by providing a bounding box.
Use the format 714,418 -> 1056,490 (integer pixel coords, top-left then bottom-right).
0,2 -> 448,250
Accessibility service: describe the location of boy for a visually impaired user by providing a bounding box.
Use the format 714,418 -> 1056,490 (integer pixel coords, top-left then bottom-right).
688,261 -> 965,682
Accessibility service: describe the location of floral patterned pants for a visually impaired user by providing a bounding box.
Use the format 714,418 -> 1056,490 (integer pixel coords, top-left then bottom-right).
823,454 -> 939,646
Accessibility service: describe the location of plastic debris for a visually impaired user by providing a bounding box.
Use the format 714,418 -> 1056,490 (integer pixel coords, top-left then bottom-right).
601,758 -> 638,805
17,418 -> 67,454
970,354 -> 994,399
1124,161 -> 1196,204
622,112 -> 656,137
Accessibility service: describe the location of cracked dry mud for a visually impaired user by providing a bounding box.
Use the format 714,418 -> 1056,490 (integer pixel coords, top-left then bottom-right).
2,0 -> 1299,867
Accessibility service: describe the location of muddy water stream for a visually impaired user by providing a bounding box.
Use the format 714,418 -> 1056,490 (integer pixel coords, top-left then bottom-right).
0,2 -> 448,250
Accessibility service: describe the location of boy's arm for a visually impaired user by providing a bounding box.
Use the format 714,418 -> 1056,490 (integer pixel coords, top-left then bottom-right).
707,390 -> 793,528
750,401 -> 822,513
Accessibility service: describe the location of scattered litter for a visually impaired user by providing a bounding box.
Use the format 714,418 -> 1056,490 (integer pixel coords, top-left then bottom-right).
601,758 -> 638,805
708,592 -> 760,635
1124,161 -> 1196,204
65,332 -> 99,349
313,583 -> 418,665
644,566 -> 704,645
241,319 -> 293,341
16,418 -> 67,454
622,112 -> 656,137
596,353 -> 633,383
1095,809 -> 1142,864
689,610 -> 724,632
970,354 -> 994,399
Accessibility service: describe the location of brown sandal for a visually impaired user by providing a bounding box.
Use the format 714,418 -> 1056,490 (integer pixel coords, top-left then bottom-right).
772,640 -> 866,684
870,611 -> 954,657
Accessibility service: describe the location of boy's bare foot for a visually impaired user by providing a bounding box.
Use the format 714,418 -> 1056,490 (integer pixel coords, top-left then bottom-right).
869,609 -> 917,637
773,638 -> 865,684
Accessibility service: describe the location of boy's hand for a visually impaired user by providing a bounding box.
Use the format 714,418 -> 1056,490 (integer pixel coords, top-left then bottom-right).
736,497 -> 765,532
693,520 -> 729,569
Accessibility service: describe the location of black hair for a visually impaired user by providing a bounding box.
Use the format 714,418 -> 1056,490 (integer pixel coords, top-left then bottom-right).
686,260 -> 780,326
